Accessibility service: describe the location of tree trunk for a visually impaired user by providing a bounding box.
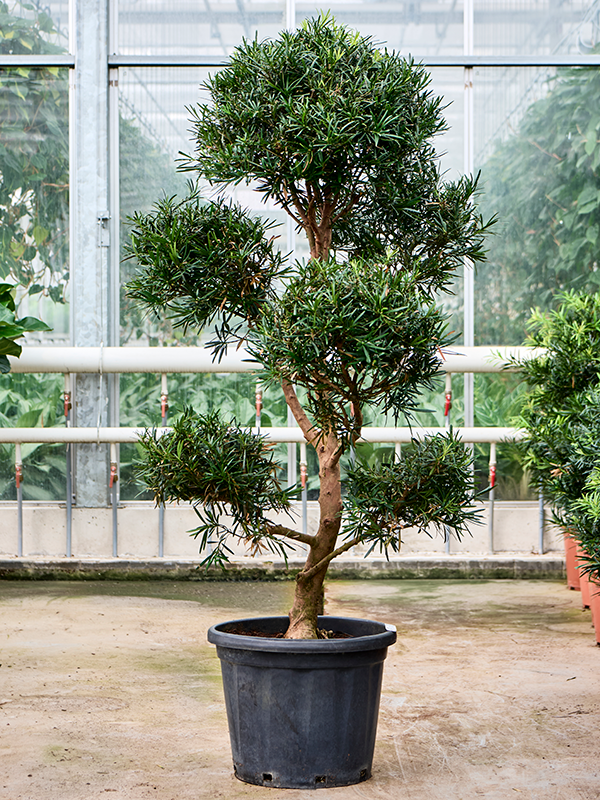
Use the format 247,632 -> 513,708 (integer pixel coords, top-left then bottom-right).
286,432 -> 342,639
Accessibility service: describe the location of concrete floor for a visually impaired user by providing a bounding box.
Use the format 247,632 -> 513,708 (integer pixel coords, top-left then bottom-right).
0,578 -> 598,800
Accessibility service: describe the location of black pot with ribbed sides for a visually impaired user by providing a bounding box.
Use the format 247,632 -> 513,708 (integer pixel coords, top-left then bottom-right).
207,615 -> 397,789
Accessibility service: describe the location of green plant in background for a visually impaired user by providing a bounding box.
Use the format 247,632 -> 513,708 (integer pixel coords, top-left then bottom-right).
128,16 -> 491,639
0,280 -> 58,500
473,373 -> 531,500
0,281 -> 50,371
517,291 -> 600,580
0,370 -> 65,500
0,1 -> 69,305
477,62 -> 600,344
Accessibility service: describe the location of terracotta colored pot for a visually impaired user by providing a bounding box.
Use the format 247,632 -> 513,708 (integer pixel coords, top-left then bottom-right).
578,546 -> 591,609
564,532 -> 581,590
587,576 -> 600,646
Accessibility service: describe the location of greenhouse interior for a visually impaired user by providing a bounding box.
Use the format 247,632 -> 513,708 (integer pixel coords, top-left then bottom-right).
2,1 -> 600,798
1,0 -> 599,567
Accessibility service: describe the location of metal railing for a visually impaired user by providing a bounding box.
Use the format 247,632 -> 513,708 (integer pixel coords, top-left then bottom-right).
3,345 -> 543,559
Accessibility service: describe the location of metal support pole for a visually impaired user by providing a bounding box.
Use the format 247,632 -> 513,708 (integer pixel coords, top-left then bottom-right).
255,380 -> 262,433
158,373 -> 168,558
444,373 -> 452,553
300,442 -> 308,538
285,0 -> 295,31
538,488 -> 545,554
110,442 -> 118,557
287,405 -> 297,489
488,442 -> 496,554
64,373 -> 73,557
15,442 -> 22,557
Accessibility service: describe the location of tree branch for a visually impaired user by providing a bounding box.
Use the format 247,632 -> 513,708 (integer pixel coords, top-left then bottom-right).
282,379 -> 321,446
266,524 -> 316,546
297,536 -> 362,581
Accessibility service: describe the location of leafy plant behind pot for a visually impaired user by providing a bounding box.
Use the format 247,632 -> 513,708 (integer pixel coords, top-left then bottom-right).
516,291 -> 600,579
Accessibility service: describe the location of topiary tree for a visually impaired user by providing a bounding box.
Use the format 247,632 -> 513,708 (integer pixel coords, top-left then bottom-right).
127,15 -> 492,639
516,290 -> 600,580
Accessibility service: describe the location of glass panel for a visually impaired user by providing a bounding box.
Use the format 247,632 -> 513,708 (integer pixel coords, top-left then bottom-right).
474,0 -> 599,56
117,0 -> 285,57
0,66 -> 69,342
0,372 -> 66,501
119,66 -> 292,345
429,68 -> 465,352
474,66 -> 600,345
0,0 -> 69,54
296,1 -> 464,57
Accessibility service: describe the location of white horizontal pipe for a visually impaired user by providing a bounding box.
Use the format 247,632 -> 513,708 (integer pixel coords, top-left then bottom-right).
0,426 -> 526,444
8,347 -> 255,374
7,346 -> 544,374
439,346 -> 545,373
358,426 -> 526,443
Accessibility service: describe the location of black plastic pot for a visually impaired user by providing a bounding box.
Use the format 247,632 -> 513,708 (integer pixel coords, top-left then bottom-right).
207,615 -> 396,789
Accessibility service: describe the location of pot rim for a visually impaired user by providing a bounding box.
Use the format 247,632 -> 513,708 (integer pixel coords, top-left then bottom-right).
207,615 -> 397,653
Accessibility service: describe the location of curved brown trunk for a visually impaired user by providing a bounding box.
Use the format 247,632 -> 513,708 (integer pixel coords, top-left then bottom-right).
286,432 -> 342,639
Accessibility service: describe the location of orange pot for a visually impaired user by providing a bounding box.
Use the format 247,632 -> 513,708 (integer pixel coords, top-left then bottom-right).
578,547 -> 591,609
564,532 -> 581,590
587,575 -> 600,646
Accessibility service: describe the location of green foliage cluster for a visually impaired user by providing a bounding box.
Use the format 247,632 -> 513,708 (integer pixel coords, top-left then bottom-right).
137,409 -> 294,566
254,256 -> 447,441
343,431 -> 480,549
118,371 -> 268,501
126,191 -> 287,350
517,291 -> 600,578
477,63 -> 600,344
0,281 -> 50,371
184,15 -> 488,269
0,1 -> 69,305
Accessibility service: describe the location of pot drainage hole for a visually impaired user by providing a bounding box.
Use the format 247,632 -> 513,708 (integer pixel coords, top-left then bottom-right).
263,773 -> 273,783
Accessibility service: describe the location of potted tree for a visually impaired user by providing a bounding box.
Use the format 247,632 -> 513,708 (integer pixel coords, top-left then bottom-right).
127,16 -> 490,788
516,291 -> 600,636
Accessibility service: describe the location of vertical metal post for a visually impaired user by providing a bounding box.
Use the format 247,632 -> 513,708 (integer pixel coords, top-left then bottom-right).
158,374 -> 168,558
394,442 -> 401,462
444,372 -> 452,554
71,0 -> 111,509
538,487 -> 545,554
463,0 -> 475,493
110,442 -> 118,557
64,373 -> 73,557
488,442 -> 496,554
15,443 -> 22,557
255,380 -> 262,433
285,0 -> 295,31
287,405 -> 297,489
300,442 -> 308,538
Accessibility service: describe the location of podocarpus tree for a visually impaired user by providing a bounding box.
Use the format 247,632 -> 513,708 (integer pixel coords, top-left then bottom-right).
517,291 -> 600,582
127,16 -> 491,639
